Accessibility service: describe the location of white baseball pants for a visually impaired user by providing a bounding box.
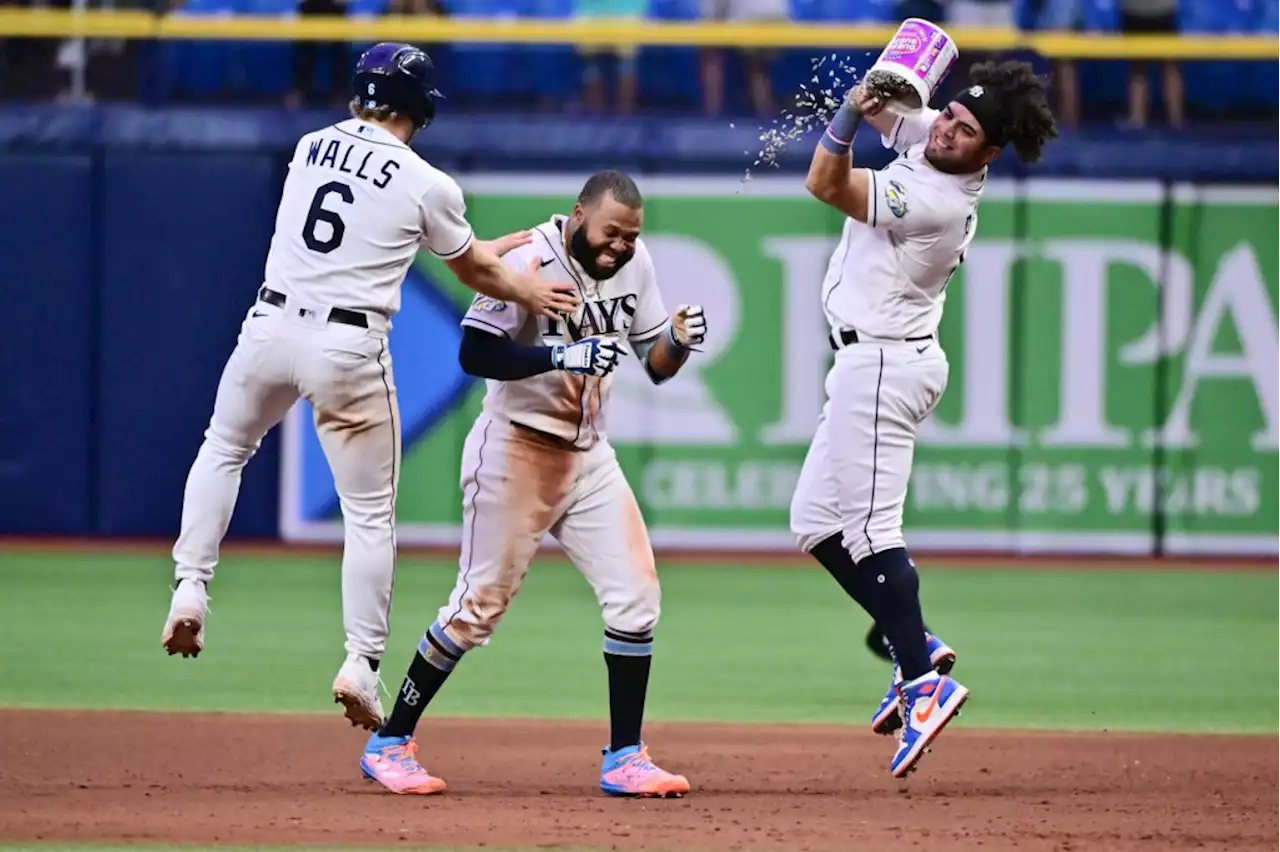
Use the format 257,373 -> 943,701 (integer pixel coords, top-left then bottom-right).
790,339 -> 949,563
171,296 -> 401,660
436,412 -> 660,651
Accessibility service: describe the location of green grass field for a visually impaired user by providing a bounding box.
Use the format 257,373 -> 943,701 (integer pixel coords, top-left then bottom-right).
2,546 -> 1277,852
0,547 -> 1275,734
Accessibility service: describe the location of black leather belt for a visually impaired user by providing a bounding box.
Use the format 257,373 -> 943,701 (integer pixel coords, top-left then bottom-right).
258,286 -> 368,329
828,328 -> 934,350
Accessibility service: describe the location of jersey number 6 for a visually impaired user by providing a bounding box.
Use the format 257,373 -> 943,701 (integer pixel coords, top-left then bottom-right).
303,181 -> 355,254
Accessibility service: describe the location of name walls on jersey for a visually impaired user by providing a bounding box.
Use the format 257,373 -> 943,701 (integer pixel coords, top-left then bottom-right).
630,236 -> 1277,523
306,137 -> 400,189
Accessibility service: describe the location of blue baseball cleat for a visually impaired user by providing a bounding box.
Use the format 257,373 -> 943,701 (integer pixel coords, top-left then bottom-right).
871,633 -> 957,735
888,671 -> 970,778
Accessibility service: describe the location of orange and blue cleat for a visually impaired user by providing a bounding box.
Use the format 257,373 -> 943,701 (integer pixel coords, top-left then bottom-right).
872,633 -> 957,735
360,733 -> 447,795
889,671 -> 970,778
599,744 -> 690,798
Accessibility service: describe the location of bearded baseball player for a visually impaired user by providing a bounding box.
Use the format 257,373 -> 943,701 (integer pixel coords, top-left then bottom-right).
160,43 -> 579,732
358,170 -> 704,798
790,61 -> 1058,777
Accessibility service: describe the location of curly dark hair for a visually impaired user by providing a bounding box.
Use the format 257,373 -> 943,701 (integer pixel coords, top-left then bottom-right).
966,60 -> 1060,164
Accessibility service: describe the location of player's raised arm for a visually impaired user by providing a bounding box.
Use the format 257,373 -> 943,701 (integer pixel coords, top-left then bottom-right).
803,82 -> 884,222
626,246 -> 706,385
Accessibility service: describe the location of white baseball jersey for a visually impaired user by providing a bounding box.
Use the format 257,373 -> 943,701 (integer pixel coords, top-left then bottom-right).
460,215 -> 670,450
820,107 -> 986,340
261,118 -> 474,318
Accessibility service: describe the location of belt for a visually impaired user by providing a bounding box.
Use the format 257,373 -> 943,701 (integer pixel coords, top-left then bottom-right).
258,287 -> 368,329
828,328 -> 933,350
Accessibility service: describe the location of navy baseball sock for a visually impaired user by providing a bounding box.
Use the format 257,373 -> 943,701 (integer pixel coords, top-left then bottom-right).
811,534 -> 889,623
603,628 -> 654,752
810,535 -> 931,679
379,620 -> 466,739
857,547 -> 931,680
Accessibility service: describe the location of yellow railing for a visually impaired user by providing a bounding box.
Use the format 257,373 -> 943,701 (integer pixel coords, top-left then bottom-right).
0,8 -> 1275,57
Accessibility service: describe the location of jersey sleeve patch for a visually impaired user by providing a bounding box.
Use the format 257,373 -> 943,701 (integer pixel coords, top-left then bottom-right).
885,180 -> 909,219
470,294 -> 508,313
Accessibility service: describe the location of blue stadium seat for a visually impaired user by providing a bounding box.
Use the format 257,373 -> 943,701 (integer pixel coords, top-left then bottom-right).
789,0 -> 825,18
1255,0 -> 1278,105
165,0 -> 239,99
1076,0 -> 1119,30
1181,0 -> 1265,111
641,0 -> 701,109
234,0 -> 296,99
516,0 -> 577,102
440,0 -> 522,102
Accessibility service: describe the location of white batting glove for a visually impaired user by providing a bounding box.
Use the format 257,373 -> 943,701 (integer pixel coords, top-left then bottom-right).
553,337 -> 622,377
670,304 -> 707,349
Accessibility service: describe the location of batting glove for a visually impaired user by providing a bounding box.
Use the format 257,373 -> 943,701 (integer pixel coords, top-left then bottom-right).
553,337 -> 622,377
670,304 -> 707,349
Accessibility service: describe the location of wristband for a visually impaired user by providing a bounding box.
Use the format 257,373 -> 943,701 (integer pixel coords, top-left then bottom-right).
819,100 -> 863,156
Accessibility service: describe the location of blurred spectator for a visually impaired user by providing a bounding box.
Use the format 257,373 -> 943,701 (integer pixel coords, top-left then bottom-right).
1119,0 -> 1183,126
699,0 -> 786,117
288,0 -> 350,107
574,0 -> 645,114
1028,0 -> 1081,128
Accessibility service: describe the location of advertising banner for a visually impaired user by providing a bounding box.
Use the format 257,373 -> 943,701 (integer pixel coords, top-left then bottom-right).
281,177 -> 1278,555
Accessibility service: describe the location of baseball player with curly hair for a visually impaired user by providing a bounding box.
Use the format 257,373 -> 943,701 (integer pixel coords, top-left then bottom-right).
359,170 -> 705,798
791,60 -> 1058,777
159,43 -> 578,731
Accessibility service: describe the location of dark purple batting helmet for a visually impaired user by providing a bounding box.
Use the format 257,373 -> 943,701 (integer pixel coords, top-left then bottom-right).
351,42 -> 444,130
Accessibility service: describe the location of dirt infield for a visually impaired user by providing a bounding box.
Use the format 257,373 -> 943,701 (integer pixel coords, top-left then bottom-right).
0,711 -> 1275,852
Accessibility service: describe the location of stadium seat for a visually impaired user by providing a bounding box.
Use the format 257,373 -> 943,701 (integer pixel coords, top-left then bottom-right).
1181,0 -> 1264,112
165,0 -> 240,100
1254,0 -> 1274,108
1078,0 -> 1119,31
234,0 -> 296,99
640,0 -> 701,109
517,0 -> 577,102
439,0 -> 522,103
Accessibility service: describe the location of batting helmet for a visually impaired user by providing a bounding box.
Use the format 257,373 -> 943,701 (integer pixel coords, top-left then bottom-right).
351,42 -> 444,131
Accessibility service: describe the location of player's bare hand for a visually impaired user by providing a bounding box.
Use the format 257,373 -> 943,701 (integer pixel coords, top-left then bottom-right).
849,82 -> 887,118
670,304 -> 707,349
554,337 -> 622,377
517,257 -> 579,318
478,230 -> 534,258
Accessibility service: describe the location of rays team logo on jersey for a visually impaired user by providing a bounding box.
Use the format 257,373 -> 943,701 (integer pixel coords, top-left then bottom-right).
546,294 -> 640,342
471,295 -> 508,313
885,180 -> 909,218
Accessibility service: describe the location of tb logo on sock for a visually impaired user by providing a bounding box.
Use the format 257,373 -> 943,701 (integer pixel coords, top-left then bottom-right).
401,678 -> 421,706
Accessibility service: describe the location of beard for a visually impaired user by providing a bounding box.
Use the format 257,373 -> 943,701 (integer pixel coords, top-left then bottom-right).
569,222 -> 634,281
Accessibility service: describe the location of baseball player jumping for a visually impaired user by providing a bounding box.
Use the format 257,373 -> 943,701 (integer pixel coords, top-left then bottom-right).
160,43 -> 579,732
358,170 -> 705,798
790,61 -> 1058,777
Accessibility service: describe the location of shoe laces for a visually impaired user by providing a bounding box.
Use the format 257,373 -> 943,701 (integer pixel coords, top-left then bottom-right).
619,746 -> 660,773
385,739 -> 420,768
